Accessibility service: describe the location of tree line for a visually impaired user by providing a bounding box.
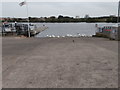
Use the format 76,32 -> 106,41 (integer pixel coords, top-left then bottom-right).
1,15 -> 119,23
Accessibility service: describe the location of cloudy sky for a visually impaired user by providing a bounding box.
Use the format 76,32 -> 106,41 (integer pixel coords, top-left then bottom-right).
1,2 -> 119,18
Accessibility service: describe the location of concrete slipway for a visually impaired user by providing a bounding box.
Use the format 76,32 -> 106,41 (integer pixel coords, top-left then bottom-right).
2,37 -> 118,88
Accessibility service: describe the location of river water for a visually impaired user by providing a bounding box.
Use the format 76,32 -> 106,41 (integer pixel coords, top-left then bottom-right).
35,23 -> 117,37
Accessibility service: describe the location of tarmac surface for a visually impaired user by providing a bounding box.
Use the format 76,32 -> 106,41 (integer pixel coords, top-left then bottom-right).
2,37 -> 118,88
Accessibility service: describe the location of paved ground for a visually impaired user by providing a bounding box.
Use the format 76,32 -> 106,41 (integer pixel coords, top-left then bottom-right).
2,37 -> 118,88
0,37 -> 2,90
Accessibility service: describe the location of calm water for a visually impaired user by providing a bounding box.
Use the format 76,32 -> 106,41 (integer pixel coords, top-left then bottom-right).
35,23 -> 117,37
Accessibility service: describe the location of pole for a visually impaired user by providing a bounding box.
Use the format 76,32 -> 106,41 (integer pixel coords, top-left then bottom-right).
118,1 -> 120,41
117,1 -> 120,23
26,0 -> 30,37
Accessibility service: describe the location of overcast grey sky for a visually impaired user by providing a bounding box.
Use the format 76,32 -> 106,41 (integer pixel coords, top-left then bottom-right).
1,2 -> 118,18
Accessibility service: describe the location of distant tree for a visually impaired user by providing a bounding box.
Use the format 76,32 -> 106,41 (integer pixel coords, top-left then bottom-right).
58,15 -> 64,19
50,16 -> 56,19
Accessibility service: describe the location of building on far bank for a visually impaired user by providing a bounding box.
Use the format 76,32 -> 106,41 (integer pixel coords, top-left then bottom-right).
75,16 -> 80,19
0,18 -> 5,22
84,14 -> 89,19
